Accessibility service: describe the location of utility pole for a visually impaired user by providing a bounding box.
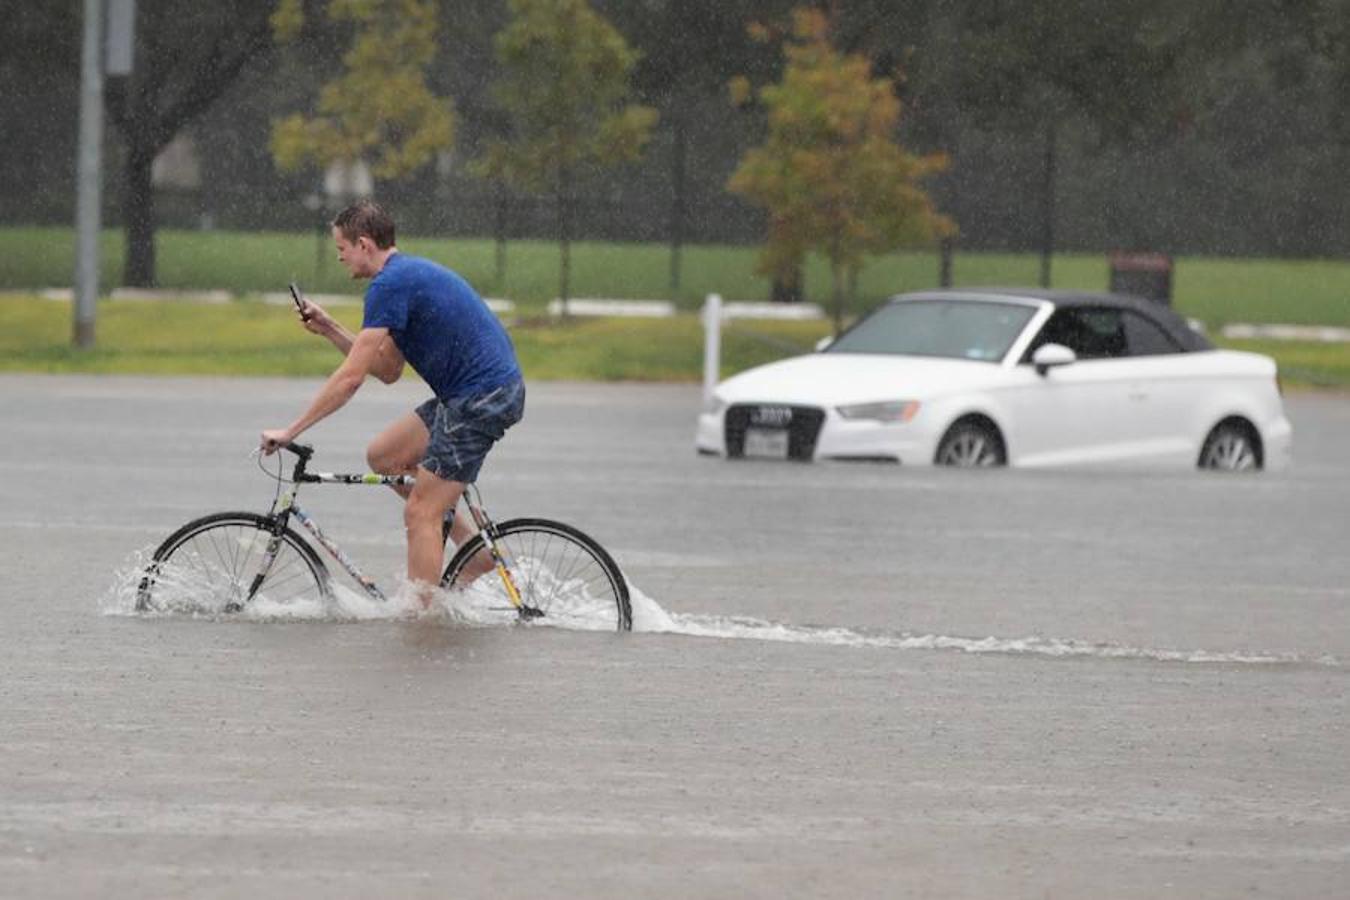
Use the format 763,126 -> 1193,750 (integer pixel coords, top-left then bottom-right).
73,0 -> 105,348
73,0 -> 133,348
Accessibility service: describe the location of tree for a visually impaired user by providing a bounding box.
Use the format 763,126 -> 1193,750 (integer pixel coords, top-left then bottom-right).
603,0 -> 791,297
728,7 -> 952,333
270,0 -> 455,198
477,0 -> 657,313
106,1 -> 280,287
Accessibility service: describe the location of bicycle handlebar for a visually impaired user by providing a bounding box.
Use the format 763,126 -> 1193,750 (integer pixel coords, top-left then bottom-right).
283,441 -> 314,460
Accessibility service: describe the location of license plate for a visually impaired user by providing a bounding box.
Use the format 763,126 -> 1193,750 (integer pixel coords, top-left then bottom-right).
743,427 -> 789,459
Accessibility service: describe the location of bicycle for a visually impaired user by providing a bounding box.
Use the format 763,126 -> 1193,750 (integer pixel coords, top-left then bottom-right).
135,441 -> 632,631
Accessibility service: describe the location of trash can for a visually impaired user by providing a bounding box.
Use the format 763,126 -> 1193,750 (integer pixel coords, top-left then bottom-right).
1108,252 -> 1172,305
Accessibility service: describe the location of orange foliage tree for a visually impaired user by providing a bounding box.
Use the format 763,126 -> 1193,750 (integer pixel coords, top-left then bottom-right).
729,7 -> 954,331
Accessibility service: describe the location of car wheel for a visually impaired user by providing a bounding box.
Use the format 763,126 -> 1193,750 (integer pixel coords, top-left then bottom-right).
935,420 -> 1006,467
1198,421 -> 1261,471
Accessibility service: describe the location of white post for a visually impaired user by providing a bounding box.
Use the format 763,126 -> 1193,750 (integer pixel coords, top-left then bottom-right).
702,293 -> 722,408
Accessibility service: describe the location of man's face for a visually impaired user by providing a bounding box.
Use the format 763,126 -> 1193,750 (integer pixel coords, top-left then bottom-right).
332,227 -> 377,279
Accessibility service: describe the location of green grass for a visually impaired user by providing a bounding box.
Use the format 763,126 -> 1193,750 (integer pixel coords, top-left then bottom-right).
0,294 -> 832,382
0,295 -> 345,376
2,293 -> 1346,388
4,226 -> 1348,328
3,226 -> 1347,387
1220,338 -> 1350,388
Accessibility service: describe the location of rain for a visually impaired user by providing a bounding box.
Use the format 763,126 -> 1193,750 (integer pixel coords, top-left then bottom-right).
2,3 -> 1350,897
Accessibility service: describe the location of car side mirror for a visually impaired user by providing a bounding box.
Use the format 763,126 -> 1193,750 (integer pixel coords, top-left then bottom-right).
814,335 -> 834,352
1032,343 -> 1076,376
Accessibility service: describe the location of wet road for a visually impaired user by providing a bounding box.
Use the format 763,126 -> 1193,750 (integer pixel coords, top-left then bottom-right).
2,374 -> 1348,898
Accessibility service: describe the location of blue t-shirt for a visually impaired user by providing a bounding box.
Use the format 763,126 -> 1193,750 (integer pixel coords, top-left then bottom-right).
362,254 -> 521,400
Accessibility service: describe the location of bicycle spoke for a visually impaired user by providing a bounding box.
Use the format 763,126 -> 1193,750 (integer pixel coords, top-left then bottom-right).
140,514 -> 328,614
444,519 -> 629,631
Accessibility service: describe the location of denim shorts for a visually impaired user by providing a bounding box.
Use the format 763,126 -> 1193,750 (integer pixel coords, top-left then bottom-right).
415,377 -> 525,484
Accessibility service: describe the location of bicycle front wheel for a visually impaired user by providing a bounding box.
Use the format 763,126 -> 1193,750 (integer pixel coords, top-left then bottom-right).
441,518 -> 631,631
137,512 -> 330,614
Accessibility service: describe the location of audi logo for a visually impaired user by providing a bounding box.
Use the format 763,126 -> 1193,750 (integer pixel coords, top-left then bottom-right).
749,405 -> 793,427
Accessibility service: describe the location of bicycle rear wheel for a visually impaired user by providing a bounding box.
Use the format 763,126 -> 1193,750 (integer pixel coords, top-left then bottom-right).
137,512 -> 330,614
441,518 -> 631,631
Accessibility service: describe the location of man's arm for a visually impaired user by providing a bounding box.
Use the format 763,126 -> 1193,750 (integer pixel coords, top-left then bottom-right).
367,333 -> 406,384
299,298 -> 404,383
260,327 -> 394,452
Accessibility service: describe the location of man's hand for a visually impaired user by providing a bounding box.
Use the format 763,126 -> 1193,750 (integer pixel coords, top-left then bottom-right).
260,427 -> 295,455
260,327 -> 386,457
298,299 -> 337,336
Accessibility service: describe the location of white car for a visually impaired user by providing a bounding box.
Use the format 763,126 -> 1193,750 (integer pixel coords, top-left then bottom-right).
696,289 -> 1292,471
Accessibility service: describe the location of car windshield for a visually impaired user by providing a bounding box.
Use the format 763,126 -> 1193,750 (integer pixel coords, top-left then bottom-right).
824,299 -> 1037,362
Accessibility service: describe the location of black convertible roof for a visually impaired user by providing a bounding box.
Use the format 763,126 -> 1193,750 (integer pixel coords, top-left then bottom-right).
892,288 -> 1214,352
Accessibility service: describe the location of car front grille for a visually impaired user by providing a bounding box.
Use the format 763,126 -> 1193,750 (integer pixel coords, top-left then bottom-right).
725,404 -> 826,460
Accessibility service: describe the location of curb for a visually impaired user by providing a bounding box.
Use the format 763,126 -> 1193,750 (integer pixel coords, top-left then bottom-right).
1220,323 -> 1350,343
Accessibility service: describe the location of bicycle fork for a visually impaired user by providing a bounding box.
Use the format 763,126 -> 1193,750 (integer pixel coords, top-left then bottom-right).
235,527 -> 285,613
464,486 -> 541,620
235,494 -> 355,611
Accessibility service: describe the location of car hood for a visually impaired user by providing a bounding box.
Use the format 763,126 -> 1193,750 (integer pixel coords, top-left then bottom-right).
714,353 -> 1004,406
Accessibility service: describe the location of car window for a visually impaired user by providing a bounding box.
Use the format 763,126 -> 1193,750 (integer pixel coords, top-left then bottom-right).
825,300 -> 1037,362
1024,307 -> 1126,360
1122,310 -> 1182,355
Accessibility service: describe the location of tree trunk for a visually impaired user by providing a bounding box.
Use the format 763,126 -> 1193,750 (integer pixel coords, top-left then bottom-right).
557,164 -> 572,317
939,236 -> 954,287
770,266 -> 802,303
669,110 -> 686,298
123,146 -> 157,287
494,180 -> 508,291
560,233 -> 571,316
831,261 -> 846,336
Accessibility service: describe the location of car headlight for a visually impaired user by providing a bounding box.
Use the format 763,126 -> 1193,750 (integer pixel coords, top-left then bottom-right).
704,394 -> 729,416
836,400 -> 920,423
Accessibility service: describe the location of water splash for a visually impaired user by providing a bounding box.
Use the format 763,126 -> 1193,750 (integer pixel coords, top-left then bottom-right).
626,584 -> 1341,668
101,549 -> 1340,668
101,547 -> 631,629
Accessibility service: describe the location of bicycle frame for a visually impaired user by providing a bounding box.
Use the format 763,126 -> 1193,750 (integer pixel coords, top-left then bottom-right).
272,475 -> 403,602
249,442 -> 530,613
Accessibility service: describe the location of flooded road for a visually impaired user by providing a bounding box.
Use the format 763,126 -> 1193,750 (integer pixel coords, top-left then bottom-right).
3,374 -> 1348,898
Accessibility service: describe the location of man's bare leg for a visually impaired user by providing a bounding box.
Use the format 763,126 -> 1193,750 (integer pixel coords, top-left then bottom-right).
404,466 -> 465,609
366,412 -> 429,500
368,411 -> 496,595
445,511 -> 494,585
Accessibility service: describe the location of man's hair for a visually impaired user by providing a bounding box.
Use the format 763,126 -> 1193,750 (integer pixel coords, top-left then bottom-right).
332,200 -> 396,249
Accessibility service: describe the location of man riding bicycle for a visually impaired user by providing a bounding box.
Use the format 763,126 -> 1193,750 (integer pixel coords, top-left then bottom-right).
260,200 -> 524,608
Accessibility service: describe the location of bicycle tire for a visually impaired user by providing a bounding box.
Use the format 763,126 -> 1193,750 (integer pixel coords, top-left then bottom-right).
137,511 -> 330,614
441,518 -> 632,632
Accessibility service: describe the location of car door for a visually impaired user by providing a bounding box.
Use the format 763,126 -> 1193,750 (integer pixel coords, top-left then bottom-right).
1108,309 -> 1197,463
998,306 -> 1139,465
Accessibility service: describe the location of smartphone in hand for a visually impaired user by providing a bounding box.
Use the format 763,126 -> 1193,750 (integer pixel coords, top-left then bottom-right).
288,282 -> 311,322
